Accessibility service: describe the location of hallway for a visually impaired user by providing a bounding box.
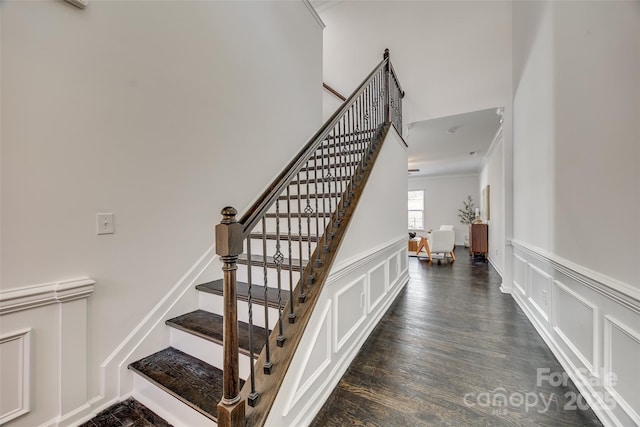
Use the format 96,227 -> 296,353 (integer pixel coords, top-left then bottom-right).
311,250 -> 603,426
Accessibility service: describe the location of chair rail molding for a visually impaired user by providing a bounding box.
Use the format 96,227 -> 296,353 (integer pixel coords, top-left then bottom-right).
0,278 -> 95,426
0,278 -> 95,315
510,240 -> 640,427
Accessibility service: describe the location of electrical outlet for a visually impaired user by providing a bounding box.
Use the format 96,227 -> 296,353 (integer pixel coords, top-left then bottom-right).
96,213 -> 114,235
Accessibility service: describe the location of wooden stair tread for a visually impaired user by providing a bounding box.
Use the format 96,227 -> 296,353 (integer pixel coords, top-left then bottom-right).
166,310 -> 268,357
196,279 -> 291,309
237,253 -> 306,272
129,347 -> 243,421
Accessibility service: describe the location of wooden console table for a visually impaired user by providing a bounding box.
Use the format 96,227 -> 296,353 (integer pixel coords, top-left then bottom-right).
470,223 -> 488,259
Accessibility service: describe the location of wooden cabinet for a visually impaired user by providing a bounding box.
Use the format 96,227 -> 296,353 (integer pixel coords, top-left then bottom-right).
470,224 -> 488,259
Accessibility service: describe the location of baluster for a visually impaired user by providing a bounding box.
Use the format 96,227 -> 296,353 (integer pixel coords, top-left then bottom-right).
261,217 -> 273,374
314,152 -> 322,268
286,187 -> 296,323
215,207 -> 245,426
304,159 -> 314,283
333,116 -> 344,225
245,238 -> 259,407
384,48 -> 391,124
296,175 -> 307,302
273,201 -> 285,347
321,137 -> 329,254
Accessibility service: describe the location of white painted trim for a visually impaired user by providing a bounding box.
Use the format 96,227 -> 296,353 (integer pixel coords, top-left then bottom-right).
302,0 -> 325,29
286,272 -> 409,427
328,235 -> 406,284
333,275 -> 367,352
553,279 -> 599,376
480,125 -> 503,170
510,290 -> 620,427
0,278 -> 95,315
63,0 -> 87,9
511,239 -> 640,313
283,301 -> 332,416
487,255 -> 503,278
86,244 -> 217,418
367,260 -> 388,313
0,329 -> 31,425
603,315 -> 640,425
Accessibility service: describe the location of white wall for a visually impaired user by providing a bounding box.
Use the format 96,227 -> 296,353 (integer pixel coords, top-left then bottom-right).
408,174 -> 479,246
513,0 -> 640,288
0,1 -> 322,425
318,1 -> 512,124
480,130 -> 504,275
512,2 -> 640,425
267,128 -> 409,427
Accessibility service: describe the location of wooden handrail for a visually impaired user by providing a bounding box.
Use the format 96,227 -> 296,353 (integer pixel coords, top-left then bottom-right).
323,82 -> 347,101
216,49 -> 404,427
238,55 -> 388,235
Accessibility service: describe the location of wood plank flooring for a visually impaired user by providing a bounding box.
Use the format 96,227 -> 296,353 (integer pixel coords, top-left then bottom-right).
311,250 -> 603,426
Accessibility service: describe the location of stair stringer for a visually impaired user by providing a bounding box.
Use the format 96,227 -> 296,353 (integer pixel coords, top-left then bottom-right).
263,126 -> 410,426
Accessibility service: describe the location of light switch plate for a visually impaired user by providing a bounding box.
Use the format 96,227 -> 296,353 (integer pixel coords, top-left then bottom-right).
96,213 -> 114,235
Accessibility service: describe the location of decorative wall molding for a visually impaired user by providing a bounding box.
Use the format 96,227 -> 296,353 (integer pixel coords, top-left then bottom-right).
553,280 -> 599,376
302,0 -> 326,29
511,243 -> 640,426
329,235 -> 406,284
603,315 -> 640,425
268,238 -> 409,426
64,0 -> 87,9
0,329 -> 31,425
511,239 -> 640,313
87,245 -> 217,418
0,278 -> 95,315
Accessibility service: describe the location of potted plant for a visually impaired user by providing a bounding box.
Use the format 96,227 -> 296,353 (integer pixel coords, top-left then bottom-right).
458,195 -> 476,247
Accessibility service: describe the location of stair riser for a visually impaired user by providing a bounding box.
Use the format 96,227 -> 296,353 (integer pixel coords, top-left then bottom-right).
199,292 -> 280,330
132,374 -> 217,427
169,328 -> 254,380
237,264 -> 303,289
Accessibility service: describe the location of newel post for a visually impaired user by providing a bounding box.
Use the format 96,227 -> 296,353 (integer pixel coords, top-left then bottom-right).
215,207 -> 246,427
384,48 -> 391,124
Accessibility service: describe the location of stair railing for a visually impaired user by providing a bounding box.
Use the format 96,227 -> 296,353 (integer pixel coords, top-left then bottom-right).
215,49 -> 404,427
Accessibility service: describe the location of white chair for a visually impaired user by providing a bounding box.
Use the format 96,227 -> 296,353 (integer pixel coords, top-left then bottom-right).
427,230 -> 456,263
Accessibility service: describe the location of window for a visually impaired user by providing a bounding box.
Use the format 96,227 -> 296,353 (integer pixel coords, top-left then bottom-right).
408,190 -> 424,230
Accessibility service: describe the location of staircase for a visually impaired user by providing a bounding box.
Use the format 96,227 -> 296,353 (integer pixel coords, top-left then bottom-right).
122,49 -> 404,427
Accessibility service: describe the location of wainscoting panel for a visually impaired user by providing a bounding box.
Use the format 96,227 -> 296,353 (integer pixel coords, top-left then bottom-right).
388,253 -> 399,287
528,264 -> 552,323
267,237 -> 409,427
334,275 -> 367,352
511,240 -> 640,427
368,261 -> 387,313
284,302 -> 332,414
554,280 -> 598,375
513,254 -> 527,296
0,329 -> 31,425
604,315 -> 640,425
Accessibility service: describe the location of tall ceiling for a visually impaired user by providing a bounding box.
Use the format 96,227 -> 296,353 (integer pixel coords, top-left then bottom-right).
311,0 -> 512,177
408,108 -> 503,177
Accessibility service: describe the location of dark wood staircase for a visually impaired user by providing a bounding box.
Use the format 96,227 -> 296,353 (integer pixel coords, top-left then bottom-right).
82,49 -> 405,427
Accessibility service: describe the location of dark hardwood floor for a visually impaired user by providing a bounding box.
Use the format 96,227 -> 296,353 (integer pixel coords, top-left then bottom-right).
311,249 -> 603,426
